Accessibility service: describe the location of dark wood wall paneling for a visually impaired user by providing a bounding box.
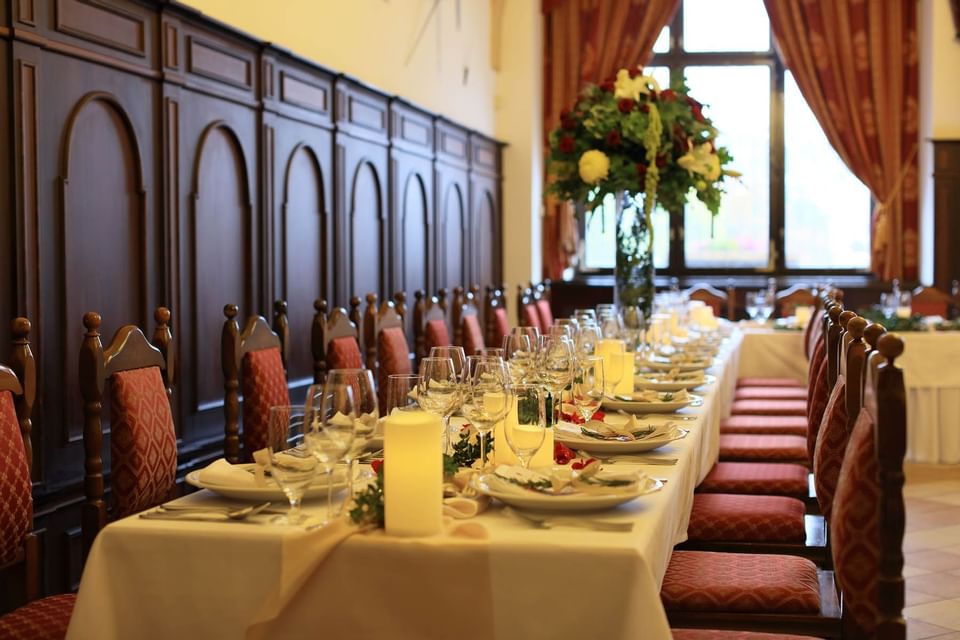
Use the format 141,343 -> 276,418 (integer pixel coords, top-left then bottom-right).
0,0 -> 503,602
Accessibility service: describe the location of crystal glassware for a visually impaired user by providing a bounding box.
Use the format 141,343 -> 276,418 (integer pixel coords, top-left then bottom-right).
428,345 -> 466,381
501,331 -> 534,384
266,405 -> 319,525
572,356 -> 605,423
417,356 -> 461,453
461,357 -> 513,472
503,384 -> 546,469
305,374 -> 357,524
384,373 -> 421,414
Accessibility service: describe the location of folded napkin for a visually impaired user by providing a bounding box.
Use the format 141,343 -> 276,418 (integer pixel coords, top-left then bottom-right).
489,464 -> 643,496
621,388 -> 690,403
198,458 -> 264,487
443,469 -> 491,519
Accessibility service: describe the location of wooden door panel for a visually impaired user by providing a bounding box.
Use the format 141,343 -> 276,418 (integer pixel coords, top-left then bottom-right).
350,161 -> 383,299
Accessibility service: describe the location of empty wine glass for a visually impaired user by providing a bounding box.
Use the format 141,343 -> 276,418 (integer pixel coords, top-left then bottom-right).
266,405 -> 318,525
417,357 -> 461,453
554,318 -> 580,340
385,373 -> 421,414
599,310 -> 623,339
538,335 -> 574,423
305,373 -> 357,524
572,356 -> 605,423
576,322 -> 603,361
504,384 -> 546,469
428,345 -> 466,381
475,347 -> 505,359
574,308 -> 597,325
462,358 -> 513,472
501,331 -> 534,384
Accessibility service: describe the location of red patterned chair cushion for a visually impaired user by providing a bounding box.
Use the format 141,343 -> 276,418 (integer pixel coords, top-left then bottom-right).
522,304 -> 542,331
805,352 -> 830,462
0,391 -> 31,566
672,630 -> 819,640
830,408 -> 880,634
688,493 -> 806,543
110,367 -> 178,518
734,386 -> 808,401
328,336 -> 363,370
698,462 -> 808,497
462,314 -> 485,356
377,327 -> 413,399
719,434 -> 809,465
425,320 -> 451,351
736,377 -> 803,388
719,415 -> 807,436
241,348 -> 291,460
535,299 -> 553,329
813,379 -> 849,519
730,399 -> 807,417
661,550 -> 820,614
492,308 -> 510,345
0,593 -> 76,640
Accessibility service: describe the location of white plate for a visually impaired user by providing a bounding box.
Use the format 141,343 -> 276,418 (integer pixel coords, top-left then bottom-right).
634,373 -> 716,392
472,472 -> 662,512
639,358 -> 713,372
555,420 -> 688,453
602,394 -> 702,413
186,465 -> 348,501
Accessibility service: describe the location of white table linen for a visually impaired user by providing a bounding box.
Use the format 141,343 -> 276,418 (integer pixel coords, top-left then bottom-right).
66,332 -> 744,640
736,325 -> 960,463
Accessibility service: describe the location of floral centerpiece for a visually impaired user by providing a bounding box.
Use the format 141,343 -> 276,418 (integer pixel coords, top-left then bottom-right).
547,67 -> 738,321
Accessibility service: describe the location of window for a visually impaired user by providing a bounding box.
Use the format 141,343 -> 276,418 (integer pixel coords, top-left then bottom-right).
579,0 -> 872,274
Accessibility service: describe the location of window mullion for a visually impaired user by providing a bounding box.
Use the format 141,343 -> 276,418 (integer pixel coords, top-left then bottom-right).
770,58 -> 786,273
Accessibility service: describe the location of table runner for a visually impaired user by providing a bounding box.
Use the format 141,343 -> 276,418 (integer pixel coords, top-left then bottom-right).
66,331 -> 743,640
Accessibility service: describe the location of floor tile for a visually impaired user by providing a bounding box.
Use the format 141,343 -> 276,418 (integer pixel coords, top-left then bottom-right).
906,589 -> 943,607
904,598 -> 960,630
906,550 -> 960,572
908,619 -> 956,640
908,573 -> 960,599
905,565 -> 935,578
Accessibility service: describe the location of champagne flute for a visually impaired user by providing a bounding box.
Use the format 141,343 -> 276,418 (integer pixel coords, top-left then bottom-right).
417,357 -> 461,453
266,406 -> 318,525
504,384 -> 546,469
572,357 -> 605,423
385,373 -> 421,414
462,358 -> 513,472
305,373 -> 357,524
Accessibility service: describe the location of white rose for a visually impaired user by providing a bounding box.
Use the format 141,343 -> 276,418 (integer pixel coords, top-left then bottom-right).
578,150 -> 610,184
613,68 -> 662,102
677,142 -> 721,181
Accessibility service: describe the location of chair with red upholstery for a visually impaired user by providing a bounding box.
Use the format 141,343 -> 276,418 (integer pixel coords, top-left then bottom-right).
484,286 -> 511,349
222,304 -> 291,464
313,302 -> 365,378
79,309 -> 178,555
0,317 -> 77,640
456,289 -> 486,356
911,285 -> 952,317
373,299 -> 413,407
532,280 -> 554,329
663,332 -> 907,639
518,285 -> 542,332
414,290 -> 452,360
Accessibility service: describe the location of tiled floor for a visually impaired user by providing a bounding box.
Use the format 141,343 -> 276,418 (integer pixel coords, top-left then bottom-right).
903,463 -> 960,640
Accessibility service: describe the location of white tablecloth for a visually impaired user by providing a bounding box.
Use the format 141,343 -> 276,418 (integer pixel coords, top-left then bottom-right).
736,325 -> 960,464
66,332 -> 743,640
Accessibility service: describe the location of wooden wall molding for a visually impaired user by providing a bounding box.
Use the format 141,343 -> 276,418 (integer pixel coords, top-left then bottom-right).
0,0 -> 503,601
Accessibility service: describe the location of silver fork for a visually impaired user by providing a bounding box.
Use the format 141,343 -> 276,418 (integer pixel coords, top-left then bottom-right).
141,502 -> 272,522
503,507 -> 634,532
574,450 -> 678,465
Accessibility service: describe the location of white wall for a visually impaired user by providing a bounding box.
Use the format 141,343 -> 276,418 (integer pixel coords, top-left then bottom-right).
918,0 -> 960,284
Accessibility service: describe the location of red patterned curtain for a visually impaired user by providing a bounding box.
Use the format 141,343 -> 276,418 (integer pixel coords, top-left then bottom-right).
541,0 -> 680,280
763,0 -> 919,280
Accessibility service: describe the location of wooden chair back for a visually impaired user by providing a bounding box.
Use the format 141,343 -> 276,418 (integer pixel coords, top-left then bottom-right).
272,300 -> 290,373
80,308 -> 174,558
484,285 -> 509,347
776,284 -> 816,318
459,289 -> 484,355
374,300 -> 413,404
825,305 -> 844,387
319,305 -> 363,377
911,285 -> 952,317
451,286 -> 466,346
394,291 -> 408,336
414,290 -> 449,361
363,293 -> 379,372
311,299 -> 328,384
685,283 -> 728,319
837,310 -> 857,379
469,284 -> 482,328
517,285 -> 541,330
9,318 -> 35,472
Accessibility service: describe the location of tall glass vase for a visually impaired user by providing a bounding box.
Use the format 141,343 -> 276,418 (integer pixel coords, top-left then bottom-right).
614,192 -> 655,329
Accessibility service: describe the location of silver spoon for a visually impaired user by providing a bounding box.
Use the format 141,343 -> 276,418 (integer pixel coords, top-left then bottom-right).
141,502 -> 272,522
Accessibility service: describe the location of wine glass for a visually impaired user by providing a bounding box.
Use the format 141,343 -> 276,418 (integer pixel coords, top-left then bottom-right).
428,345 -> 466,381
745,294 -> 761,321
548,323 -> 575,341
599,310 -> 623,339
572,356 -> 605,423
305,373 -> 357,524
538,335 -> 574,424
266,406 -> 318,525
554,317 -> 580,340
417,357 -> 461,453
755,291 -> 774,323
574,309 -> 597,325
503,384 -> 546,469
475,347 -> 504,359
501,331 -> 534,384
385,373 -> 421,414
576,322 -> 602,361
461,358 -> 513,472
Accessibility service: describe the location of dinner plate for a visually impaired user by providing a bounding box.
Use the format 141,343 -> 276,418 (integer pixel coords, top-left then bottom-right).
639,357 -> 713,372
554,420 -> 689,453
601,394 -> 702,413
472,471 -> 662,512
186,465 -> 347,501
634,373 -> 716,392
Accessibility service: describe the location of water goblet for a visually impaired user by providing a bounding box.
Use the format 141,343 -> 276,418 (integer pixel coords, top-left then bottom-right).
503,384 -> 546,469
266,405 -> 319,525
417,357 -> 461,452
572,357 -> 605,423
385,373 -> 421,414
428,345 -> 466,381
461,358 -> 513,472
501,332 -> 534,383
305,374 -> 357,524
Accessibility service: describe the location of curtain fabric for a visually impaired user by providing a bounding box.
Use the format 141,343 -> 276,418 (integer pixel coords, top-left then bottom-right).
763,0 -> 919,281
541,0 -> 680,279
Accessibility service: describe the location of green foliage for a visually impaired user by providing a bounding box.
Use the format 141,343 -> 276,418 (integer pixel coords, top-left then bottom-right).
349,465 -> 384,528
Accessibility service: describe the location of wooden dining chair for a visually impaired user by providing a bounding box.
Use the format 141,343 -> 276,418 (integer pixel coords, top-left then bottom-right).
911,285 -> 952,317
222,304 -> 291,464
663,332 -> 908,639
685,283 -> 728,319
450,286 -> 466,346
484,285 -> 511,349
414,290 -> 452,358
517,285 -> 542,331
313,302 -> 365,382
459,289 -> 485,356
0,318 -> 78,640
775,284 -> 816,318
532,279 -> 554,329
374,299 -> 414,407
80,309 -> 178,556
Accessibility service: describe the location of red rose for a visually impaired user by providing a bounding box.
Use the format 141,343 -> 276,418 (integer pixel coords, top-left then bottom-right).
371,459 -> 383,475
606,130 -> 622,147
636,163 -> 647,176
600,80 -> 615,93
649,90 -> 658,102
554,442 -> 577,465
656,154 -> 668,167
560,109 -> 570,119
686,96 -> 706,122
559,135 -> 575,153
617,99 -> 634,114
661,89 -> 676,102
639,104 -> 650,114
571,457 -> 597,471
561,117 -> 577,131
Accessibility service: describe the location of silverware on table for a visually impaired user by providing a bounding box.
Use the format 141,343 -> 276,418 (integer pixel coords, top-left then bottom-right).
502,507 -> 634,532
141,501 -> 272,522
574,450 -> 679,466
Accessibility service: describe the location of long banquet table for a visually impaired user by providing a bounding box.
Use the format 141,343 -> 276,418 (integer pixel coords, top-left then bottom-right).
66,332 -> 743,640
738,324 -> 960,464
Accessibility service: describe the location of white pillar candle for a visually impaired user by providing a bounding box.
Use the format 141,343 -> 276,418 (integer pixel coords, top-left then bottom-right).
895,305 -> 911,319
794,305 -> 813,327
384,409 -> 443,537
615,352 -> 634,396
596,339 -> 626,391
495,397 -> 554,467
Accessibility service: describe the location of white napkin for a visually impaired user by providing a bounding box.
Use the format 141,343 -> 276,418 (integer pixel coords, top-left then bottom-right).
198,458 -> 261,487
619,389 -> 690,403
490,464 -> 643,496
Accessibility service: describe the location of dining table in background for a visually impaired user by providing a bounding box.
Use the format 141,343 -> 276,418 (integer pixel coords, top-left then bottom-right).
65,332 -> 744,640
737,323 -> 960,464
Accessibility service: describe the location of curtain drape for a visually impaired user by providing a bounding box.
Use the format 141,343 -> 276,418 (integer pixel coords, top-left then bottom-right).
541,0 -> 680,280
763,0 -> 919,281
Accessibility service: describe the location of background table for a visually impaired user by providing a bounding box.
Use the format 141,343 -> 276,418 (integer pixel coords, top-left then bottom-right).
737,325 -> 960,464
66,333 -> 743,640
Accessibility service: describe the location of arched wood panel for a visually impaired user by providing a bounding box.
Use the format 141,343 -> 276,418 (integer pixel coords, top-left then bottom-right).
401,172 -> 430,295
441,182 -> 466,290
349,160 -> 384,299
281,143 -> 327,382
190,122 -> 252,411
472,187 -> 498,287
60,93 -> 147,442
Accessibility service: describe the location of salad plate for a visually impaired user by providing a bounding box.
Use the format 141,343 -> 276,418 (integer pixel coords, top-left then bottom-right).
555,419 -> 688,453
